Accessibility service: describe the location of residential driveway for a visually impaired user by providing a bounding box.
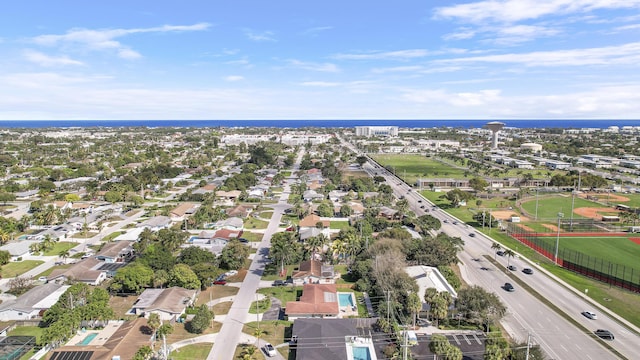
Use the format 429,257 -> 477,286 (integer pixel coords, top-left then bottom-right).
261,296 -> 282,321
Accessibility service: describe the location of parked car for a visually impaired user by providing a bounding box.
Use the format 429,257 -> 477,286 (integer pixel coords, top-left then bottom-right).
507,265 -> 517,271
273,280 -> 286,287
38,276 -> 48,283
522,268 -> 534,275
594,329 -> 614,340
582,311 -> 598,320
503,282 -> 515,292
263,343 -> 277,357
213,280 -> 227,285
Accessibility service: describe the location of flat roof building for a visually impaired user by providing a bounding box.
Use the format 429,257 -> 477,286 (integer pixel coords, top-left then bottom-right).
355,126 -> 398,137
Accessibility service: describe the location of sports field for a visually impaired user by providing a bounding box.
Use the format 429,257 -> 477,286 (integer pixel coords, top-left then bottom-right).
528,234 -> 640,270
520,194 -> 613,220
372,154 -> 467,184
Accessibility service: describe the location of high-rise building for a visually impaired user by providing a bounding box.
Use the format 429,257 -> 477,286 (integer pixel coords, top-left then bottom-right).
354,126 -> 399,137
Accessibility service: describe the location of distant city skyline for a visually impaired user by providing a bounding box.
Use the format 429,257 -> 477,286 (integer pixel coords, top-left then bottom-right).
1,1 -> 640,120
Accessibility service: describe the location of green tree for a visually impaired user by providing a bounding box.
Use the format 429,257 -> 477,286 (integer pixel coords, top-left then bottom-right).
491,242 -> 502,260
503,249 -> 516,266
110,262 -> 154,294
456,286 -> 506,329
187,304 -> 213,334
0,250 -> 10,265
168,264 -> 201,289
147,313 -> 161,346
469,177 -> 489,192
219,240 -> 249,270
133,346 -> 153,360
178,246 -> 217,266
406,292 -> 422,329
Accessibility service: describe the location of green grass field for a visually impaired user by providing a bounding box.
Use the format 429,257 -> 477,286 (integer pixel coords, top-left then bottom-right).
372,154 -> 467,184
170,343 -> 213,360
521,194 -> 611,220
1,260 -> 44,278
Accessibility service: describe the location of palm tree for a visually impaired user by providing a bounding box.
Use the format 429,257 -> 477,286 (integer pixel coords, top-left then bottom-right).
491,242 -> 502,260
423,287 -> 439,321
503,249 -> 516,266
330,239 -> 347,263
0,230 -> 10,245
147,313 -> 161,349
407,292 -> 422,329
58,248 -> 70,264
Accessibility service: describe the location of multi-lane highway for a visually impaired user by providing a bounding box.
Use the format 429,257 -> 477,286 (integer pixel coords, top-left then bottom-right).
357,153 -> 640,359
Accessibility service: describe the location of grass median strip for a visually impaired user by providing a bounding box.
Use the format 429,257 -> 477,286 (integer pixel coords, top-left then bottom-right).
484,255 -> 628,360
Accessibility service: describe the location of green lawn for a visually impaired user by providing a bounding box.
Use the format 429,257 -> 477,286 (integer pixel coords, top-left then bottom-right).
259,211 -> 274,220
372,154 -> 468,184
249,298 -> 271,314
244,217 -> 269,229
243,320 -> 292,351
170,343 -> 213,360
42,241 -> 76,256
530,235 -> 640,271
258,286 -> 301,305
521,194 -> 609,220
329,220 -> 351,230
8,326 -> 44,345
1,260 -> 44,278
241,231 -> 264,242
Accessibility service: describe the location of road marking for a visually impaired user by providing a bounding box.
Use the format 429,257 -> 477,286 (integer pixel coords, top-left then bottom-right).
464,335 -> 472,345
560,344 -> 568,352
452,334 -> 461,345
471,333 -> 482,345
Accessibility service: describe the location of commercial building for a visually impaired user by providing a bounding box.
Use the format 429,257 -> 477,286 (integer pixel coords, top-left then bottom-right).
354,126 -> 398,137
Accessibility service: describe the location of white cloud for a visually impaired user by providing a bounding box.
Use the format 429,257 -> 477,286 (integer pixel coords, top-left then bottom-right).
491,24 -> 560,44
372,66 -> 424,74
31,22 -> 210,59
300,81 -> 340,87
224,75 -> 244,82
434,0 -> 640,24
23,50 -> 84,67
287,59 -> 340,72
332,49 -> 429,60
301,26 -> 333,36
443,29 -> 476,41
614,23 -> 640,31
440,42 -> 640,66
402,88 -> 502,107
244,29 -> 276,42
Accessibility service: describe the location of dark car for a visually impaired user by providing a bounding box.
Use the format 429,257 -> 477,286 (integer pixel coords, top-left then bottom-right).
522,268 -> 534,275
507,265 -> 517,271
272,280 -> 286,287
238,237 -> 249,243
418,200 -> 422,203
213,280 -> 227,285
420,205 -> 425,209
503,282 -> 515,292
496,250 -> 505,256
469,233 -> 476,237
595,329 -> 614,340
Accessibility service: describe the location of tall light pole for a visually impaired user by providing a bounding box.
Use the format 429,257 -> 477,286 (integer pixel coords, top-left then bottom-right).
554,212 -> 564,265
535,187 -> 539,221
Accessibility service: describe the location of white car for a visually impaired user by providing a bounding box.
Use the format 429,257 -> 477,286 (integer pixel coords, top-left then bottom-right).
582,311 -> 597,320
263,343 -> 277,357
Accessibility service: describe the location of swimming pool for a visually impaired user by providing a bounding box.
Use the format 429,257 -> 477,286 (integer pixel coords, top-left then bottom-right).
352,346 -> 371,360
78,333 -> 98,346
338,293 -> 354,307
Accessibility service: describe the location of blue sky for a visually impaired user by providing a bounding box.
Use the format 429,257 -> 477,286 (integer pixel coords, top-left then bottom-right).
1,0 -> 640,120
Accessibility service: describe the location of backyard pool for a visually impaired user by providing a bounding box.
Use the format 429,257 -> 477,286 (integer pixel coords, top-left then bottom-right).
78,333 -> 98,346
338,293 -> 355,307
352,346 -> 372,360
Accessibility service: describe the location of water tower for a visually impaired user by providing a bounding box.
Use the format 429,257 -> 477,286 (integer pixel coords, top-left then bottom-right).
485,121 -> 505,149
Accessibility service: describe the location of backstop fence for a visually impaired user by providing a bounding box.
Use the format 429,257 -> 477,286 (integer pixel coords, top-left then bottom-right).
506,222 -> 640,293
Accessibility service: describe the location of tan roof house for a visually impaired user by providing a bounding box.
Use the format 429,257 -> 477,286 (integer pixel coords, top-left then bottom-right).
292,259 -> 335,285
48,258 -> 107,286
47,317 -> 151,360
131,287 -> 198,321
285,284 -> 339,320
170,202 -> 200,221
299,214 -> 330,228
225,204 -> 251,218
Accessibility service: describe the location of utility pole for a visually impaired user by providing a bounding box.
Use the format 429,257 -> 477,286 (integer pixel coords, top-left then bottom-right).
525,332 -> 531,360
402,327 -> 408,360
386,291 -> 391,324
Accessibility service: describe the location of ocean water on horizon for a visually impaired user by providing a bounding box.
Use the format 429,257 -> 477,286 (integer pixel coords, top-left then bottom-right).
1,119 -> 640,129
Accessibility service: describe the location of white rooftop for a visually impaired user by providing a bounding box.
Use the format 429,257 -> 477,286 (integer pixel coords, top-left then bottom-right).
405,265 -> 458,299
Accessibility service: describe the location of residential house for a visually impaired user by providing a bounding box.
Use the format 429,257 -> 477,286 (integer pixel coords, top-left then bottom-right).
328,190 -> 349,202
299,214 -> 330,229
216,190 -> 242,201
14,189 -> 39,200
291,318 -> 383,360
378,206 -> 400,220
0,283 -> 70,321
137,215 -> 171,231
0,241 -> 34,261
285,284 -> 339,320
130,287 -> 198,321
170,202 -> 200,222
291,259 -> 335,285
47,258 -> 108,286
225,204 -> 251,218
94,241 -> 134,263
303,190 -> 324,202
47,317 -> 152,360
212,217 -> 244,230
